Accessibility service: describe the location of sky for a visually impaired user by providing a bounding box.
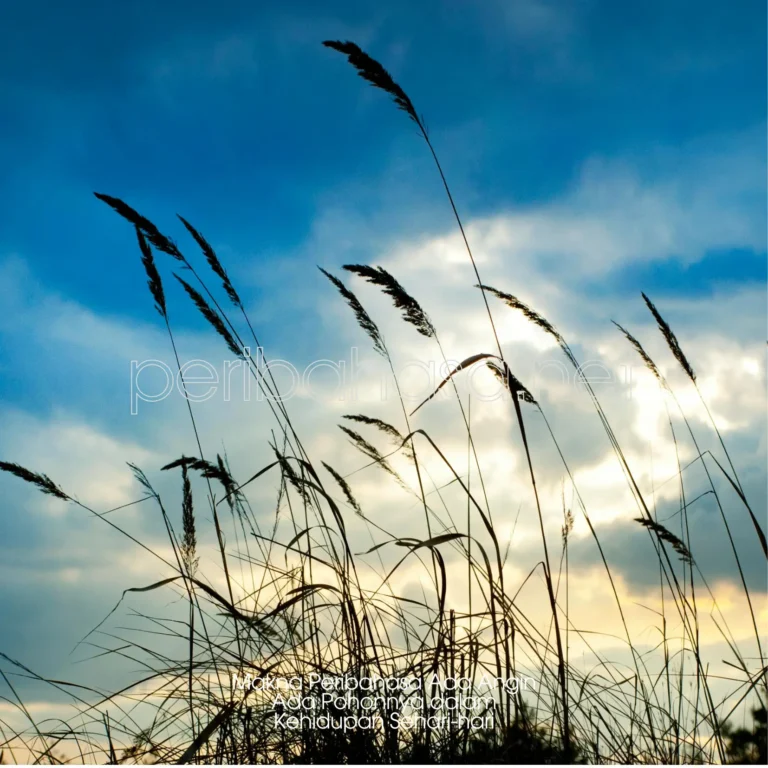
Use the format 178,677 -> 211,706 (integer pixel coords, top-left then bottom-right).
0,0 -> 766,745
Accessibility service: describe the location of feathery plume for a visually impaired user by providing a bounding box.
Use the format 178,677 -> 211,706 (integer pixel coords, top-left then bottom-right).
216,454 -> 243,513
344,264 -> 435,338
178,216 -> 242,308
273,450 -> 311,506
318,267 -> 386,356
613,321 -> 665,387
339,426 -> 401,483
478,284 -> 563,344
161,456 -> 199,472
561,509 -> 574,546
180,464 -> 198,576
635,517 -> 693,565
128,463 -> 158,499
0,461 -> 68,500
343,414 -> 404,444
322,462 -> 363,518
322,41 -> 419,125
343,414 -> 414,461
175,456 -> 243,511
174,275 -> 242,359
641,293 -> 696,383
94,193 -> 184,261
135,228 -> 166,318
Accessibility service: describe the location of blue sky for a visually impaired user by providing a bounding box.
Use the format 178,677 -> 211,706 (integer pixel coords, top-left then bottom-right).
0,0 -> 766,733
0,0 -> 764,422
1,0 -> 764,321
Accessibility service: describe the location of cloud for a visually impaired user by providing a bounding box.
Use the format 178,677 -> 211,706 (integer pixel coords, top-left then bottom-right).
0,129 -> 764,718
377,129 -> 765,286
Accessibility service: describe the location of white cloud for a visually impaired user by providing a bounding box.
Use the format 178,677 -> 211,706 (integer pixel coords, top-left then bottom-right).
0,138 -> 764,717
0,408 -> 158,513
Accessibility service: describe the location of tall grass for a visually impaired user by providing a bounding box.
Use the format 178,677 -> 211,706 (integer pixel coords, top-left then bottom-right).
0,41 -> 766,765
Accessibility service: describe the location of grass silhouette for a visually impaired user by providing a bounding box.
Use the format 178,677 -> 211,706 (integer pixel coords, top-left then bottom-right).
0,41 -> 766,765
